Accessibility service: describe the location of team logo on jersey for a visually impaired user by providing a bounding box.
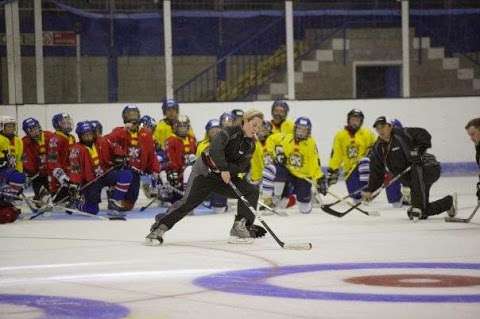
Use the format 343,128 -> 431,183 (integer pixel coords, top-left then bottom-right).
49,138 -> 57,148
289,152 -> 304,168
94,166 -> 104,177
69,148 -> 80,160
128,146 -> 140,159
347,145 -> 359,159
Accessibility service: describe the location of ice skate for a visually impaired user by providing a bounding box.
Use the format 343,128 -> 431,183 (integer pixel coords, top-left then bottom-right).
407,207 -> 422,222
228,218 -> 254,244
144,224 -> 168,246
447,192 -> 457,218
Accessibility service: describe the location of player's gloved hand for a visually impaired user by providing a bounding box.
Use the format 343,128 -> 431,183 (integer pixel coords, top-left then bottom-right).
409,149 -> 423,165
326,168 -> 339,186
275,152 -> 286,165
249,224 -> 267,238
316,177 -> 328,196
52,168 -> 70,186
167,171 -> 181,188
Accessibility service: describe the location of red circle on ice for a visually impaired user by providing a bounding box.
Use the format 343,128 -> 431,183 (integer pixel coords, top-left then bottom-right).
344,274 -> 480,288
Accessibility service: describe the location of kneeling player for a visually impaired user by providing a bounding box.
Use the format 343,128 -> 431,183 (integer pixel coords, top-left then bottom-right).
261,117 -> 326,214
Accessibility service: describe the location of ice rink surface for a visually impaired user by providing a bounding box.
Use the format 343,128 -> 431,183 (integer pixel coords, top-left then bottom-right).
1,176 -> 479,319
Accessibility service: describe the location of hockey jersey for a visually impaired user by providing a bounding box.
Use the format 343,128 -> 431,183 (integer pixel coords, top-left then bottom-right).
280,134 -> 323,182
68,143 -> 106,185
328,127 -> 376,178
153,118 -> 195,148
164,134 -> 197,172
106,127 -> 160,174
270,118 -> 294,135
0,134 -> 23,172
22,130 -> 54,177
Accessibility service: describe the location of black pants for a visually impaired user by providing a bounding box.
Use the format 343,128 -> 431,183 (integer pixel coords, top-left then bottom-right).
407,164 -> 452,216
151,160 -> 259,231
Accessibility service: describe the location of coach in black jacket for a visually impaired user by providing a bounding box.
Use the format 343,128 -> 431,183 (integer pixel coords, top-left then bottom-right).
146,109 -> 267,245
465,118 -> 480,202
362,116 -> 455,220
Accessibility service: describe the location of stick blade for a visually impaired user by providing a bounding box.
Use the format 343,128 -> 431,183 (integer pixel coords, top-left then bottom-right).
444,216 -> 470,223
282,242 -> 313,250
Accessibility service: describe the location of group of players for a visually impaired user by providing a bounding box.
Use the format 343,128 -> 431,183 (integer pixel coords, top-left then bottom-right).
1,99 -> 478,236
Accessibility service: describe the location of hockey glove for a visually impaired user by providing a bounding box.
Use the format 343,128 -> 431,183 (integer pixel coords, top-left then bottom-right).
409,149 -> 423,165
52,168 -> 70,186
326,168 -> 339,186
249,224 -> 267,238
316,176 -> 328,196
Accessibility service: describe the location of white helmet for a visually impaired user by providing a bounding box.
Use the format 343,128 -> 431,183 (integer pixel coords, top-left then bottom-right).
0,116 -> 16,133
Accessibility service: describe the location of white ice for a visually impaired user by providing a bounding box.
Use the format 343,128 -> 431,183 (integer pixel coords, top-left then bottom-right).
1,176 -> 479,319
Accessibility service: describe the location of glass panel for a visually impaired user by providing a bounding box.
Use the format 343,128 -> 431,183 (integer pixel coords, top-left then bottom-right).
410,0 -> 480,97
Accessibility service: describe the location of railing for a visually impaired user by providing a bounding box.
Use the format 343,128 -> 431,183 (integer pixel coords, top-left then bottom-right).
173,18 -> 284,102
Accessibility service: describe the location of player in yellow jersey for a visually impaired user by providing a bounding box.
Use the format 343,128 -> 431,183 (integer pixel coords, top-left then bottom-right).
153,99 -> 195,148
270,100 -> 294,135
261,117 -> 327,214
249,121 -> 273,184
0,116 -> 26,219
327,109 -> 404,206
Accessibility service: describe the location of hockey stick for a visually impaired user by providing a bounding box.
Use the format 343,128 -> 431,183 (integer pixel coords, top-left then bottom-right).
445,202 -> 480,223
30,166 -> 118,220
257,200 -> 289,217
326,190 -> 380,217
228,181 -> 312,250
322,166 -> 412,217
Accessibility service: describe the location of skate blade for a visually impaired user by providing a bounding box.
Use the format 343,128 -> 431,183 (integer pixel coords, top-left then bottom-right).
228,236 -> 254,244
143,238 -> 163,246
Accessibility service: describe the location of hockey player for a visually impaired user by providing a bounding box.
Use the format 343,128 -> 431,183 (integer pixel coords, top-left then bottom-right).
90,120 -> 103,137
261,117 -> 326,214
0,116 -> 25,203
68,121 -> 133,215
47,113 -> 76,201
250,121 -> 273,184
153,99 -> 179,148
231,109 -> 244,126
270,100 -> 294,135
196,119 -> 227,213
465,118 -> 480,201
22,118 -> 54,201
219,112 -> 235,128
146,109 -> 267,245
163,114 -> 197,202
105,105 -> 160,209
362,116 -> 456,220
140,115 -> 157,135
196,119 -> 221,157
326,109 -> 376,201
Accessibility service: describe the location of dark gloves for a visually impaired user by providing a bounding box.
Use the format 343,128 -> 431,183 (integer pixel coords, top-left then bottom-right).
326,168 -> 339,186
249,224 -> 267,238
167,171 -> 182,188
316,176 -> 328,196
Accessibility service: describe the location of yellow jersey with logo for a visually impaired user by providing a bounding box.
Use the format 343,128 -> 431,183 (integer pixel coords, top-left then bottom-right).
328,127 -> 376,178
270,118 -> 294,135
0,134 -> 23,172
281,134 -> 323,181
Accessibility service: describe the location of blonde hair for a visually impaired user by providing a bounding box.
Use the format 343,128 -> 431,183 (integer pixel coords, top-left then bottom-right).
243,109 -> 264,122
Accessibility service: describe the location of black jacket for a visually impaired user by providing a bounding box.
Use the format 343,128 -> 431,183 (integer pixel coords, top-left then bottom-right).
366,127 -> 434,192
208,125 -> 256,175
476,143 -> 480,168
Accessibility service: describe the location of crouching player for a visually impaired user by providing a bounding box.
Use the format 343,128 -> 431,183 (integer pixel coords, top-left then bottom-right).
261,117 -> 326,214
68,122 -> 134,219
